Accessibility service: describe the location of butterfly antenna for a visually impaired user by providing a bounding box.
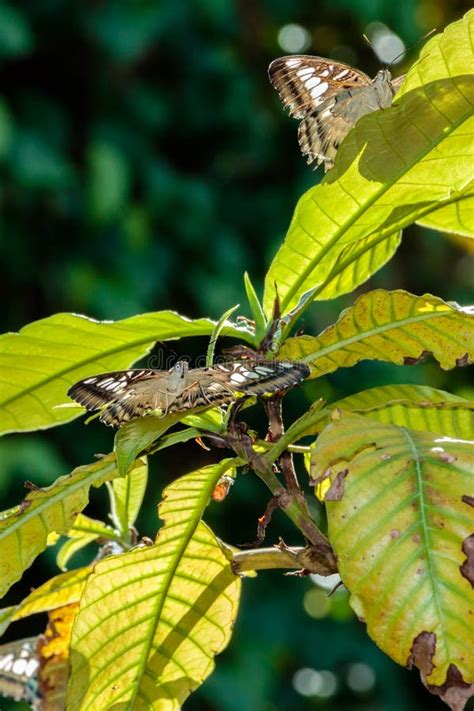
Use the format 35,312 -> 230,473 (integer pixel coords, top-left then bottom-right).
362,34 -> 373,51
149,340 -> 179,370
387,27 -> 436,69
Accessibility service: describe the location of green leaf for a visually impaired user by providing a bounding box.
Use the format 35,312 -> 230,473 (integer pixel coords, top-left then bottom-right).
206,303 -> 240,366
280,290 -> 474,376
292,386 -> 474,441
244,272 -> 267,340
114,412 -> 188,477
329,385 -> 474,438
0,566 -> 92,636
310,412 -> 474,697
417,187 -> 474,238
0,454 -> 121,597
67,461 -> 241,710
263,12 -> 474,315
108,458 -> 148,536
0,310 -> 252,434
57,513 -> 122,571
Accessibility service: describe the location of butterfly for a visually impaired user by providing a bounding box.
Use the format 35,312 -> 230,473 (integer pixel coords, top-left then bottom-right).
0,637 -> 40,709
269,55 -> 404,171
68,359 -> 310,427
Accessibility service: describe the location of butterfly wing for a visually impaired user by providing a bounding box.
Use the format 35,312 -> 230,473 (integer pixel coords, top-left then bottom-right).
68,361 -> 310,427
301,69 -> 406,170
0,637 -> 40,708
173,361 -> 310,410
269,55 -> 371,119
270,56 -> 406,171
68,369 -> 175,427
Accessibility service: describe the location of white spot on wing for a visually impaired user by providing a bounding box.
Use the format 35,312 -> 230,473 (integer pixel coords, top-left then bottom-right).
26,659 -> 39,676
335,69 -> 350,79
286,58 -> 302,68
12,658 -> 28,675
242,370 -> 261,379
305,77 -> 321,89
230,373 -> 248,384
254,366 -> 273,376
0,653 -> 14,670
311,82 -> 329,98
297,67 -> 315,79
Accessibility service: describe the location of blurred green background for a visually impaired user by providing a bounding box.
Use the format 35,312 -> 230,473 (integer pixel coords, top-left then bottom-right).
1,1 -> 473,709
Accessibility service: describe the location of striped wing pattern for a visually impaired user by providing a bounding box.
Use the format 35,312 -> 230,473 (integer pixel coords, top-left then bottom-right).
0,637 -> 40,709
269,55 -> 403,170
68,360 -> 310,427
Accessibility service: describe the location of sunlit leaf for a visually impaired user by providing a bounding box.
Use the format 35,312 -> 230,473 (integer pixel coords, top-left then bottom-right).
310,412 -> 474,705
0,455 -> 121,597
280,290 -> 474,376
57,513 -> 121,571
417,188 -> 474,238
1,566 -> 91,637
114,413 -> 187,477
264,12 -> 474,315
329,385 -> 474,438
67,460 -> 241,710
0,311 -> 253,434
108,458 -> 148,536
294,385 -> 474,440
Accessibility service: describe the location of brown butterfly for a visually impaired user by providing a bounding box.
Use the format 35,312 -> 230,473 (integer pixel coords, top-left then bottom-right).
68,359 -> 310,427
269,55 -> 404,171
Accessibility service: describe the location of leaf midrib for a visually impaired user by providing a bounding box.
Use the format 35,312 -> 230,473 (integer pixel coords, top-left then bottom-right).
279,83 -> 473,312
124,464 -> 230,710
304,304 -> 461,364
1,319 -> 254,414
0,460 -> 116,540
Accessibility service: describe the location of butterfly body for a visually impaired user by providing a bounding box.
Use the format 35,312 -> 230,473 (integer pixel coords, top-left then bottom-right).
68,359 -> 310,427
269,56 -> 403,170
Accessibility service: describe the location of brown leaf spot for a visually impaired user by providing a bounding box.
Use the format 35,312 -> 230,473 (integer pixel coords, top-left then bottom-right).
390,529 -> 400,539
437,451 -> 457,464
416,567 -> 424,576
427,664 -> 474,711
325,469 -> 348,501
462,495 -> 474,508
24,480 -> 41,491
18,499 -> 32,514
311,467 -> 331,487
380,453 -> 391,460
403,349 -> 432,366
412,533 -> 421,543
455,353 -> 470,367
407,631 -> 436,676
460,534 -> 474,588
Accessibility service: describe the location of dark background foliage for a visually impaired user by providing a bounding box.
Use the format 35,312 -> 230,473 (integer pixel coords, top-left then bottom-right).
1,1 -> 473,709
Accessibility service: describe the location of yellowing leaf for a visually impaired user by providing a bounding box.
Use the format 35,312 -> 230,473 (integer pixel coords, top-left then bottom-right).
1,566 -> 92,637
280,290 -> 474,376
57,512 -> 122,571
38,603 -> 78,711
67,461 -> 240,711
310,412 -> 474,703
108,457 -> 148,534
0,455 -> 120,597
